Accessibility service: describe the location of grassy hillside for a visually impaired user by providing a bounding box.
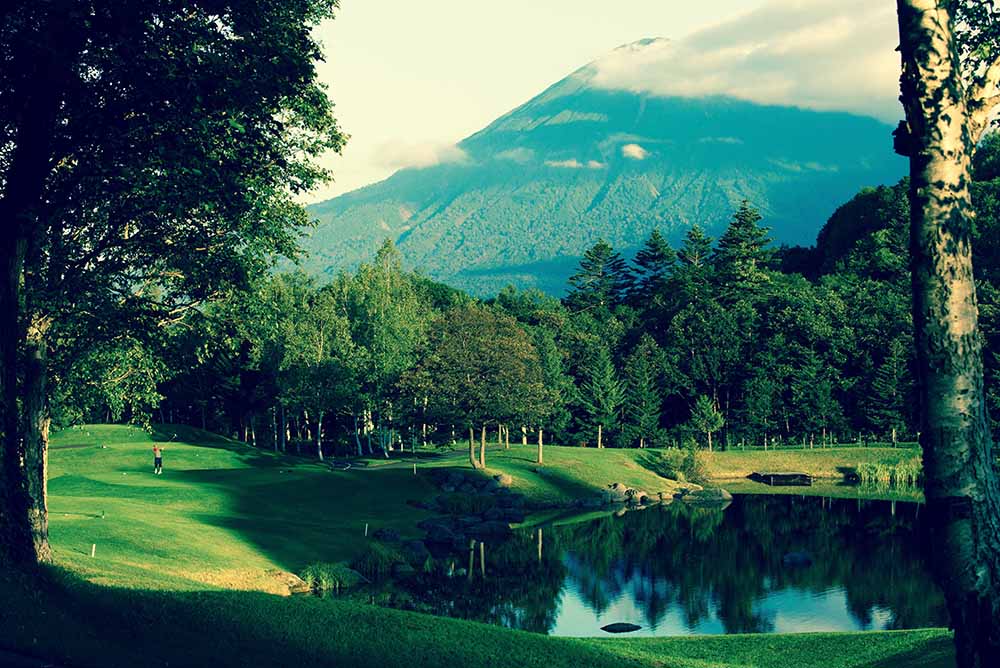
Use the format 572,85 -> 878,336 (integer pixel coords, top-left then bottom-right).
1,425 -> 950,668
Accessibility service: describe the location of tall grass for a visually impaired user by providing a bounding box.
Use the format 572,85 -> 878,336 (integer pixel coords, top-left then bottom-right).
857,457 -> 922,489
300,562 -> 367,593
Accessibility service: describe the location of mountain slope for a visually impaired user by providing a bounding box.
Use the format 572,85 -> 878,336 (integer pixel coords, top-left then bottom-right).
304,41 -> 905,295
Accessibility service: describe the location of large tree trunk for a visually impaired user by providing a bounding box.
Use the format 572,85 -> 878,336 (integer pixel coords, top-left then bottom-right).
0,230 -> 32,566
0,4 -> 80,568
897,3 -> 1000,666
23,319 -> 52,562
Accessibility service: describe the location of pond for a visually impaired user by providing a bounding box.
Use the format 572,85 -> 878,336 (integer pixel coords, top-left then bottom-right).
349,495 -> 949,636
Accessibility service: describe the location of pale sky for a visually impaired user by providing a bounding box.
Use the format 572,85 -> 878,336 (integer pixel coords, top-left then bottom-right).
310,0 -> 900,203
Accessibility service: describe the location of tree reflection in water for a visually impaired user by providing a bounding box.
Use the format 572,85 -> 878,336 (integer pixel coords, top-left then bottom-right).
349,495 -> 948,636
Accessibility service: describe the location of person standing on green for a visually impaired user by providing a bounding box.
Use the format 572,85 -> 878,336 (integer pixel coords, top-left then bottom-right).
152,445 -> 164,475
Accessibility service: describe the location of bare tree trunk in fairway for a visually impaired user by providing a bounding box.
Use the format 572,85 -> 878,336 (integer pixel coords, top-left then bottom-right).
468,427 -> 477,469
537,428 -> 543,465
896,3 -> 1000,665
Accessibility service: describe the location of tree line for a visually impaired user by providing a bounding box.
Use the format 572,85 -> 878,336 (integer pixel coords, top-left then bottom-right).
54,141 -> 1000,467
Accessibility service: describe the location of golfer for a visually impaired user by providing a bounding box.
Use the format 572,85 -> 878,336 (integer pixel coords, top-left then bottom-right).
153,444 -> 164,475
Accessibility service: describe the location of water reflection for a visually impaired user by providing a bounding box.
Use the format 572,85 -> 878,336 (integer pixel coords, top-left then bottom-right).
355,495 -> 948,636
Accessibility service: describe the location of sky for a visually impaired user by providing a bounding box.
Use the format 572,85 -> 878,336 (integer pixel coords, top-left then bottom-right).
309,0 -> 900,203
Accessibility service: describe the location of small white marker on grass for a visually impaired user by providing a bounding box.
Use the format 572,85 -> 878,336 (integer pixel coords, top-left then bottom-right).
90,544 -> 96,558
364,523 -> 369,537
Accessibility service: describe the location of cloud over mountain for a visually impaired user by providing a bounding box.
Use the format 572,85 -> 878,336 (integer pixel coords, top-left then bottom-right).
587,0 -> 899,121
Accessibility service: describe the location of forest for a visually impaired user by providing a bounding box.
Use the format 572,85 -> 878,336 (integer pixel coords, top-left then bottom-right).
49,135 -> 1000,461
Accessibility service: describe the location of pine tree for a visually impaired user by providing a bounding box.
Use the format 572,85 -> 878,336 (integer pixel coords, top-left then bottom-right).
624,335 -> 663,448
672,225 -> 714,301
566,239 -> 634,312
712,201 -> 773,296
631,230 -> 675,305
577,346 -> 625,448
866,338 -> 910,442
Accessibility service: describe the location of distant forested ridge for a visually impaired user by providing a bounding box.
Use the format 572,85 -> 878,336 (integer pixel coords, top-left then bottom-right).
58,136 -> 1000,454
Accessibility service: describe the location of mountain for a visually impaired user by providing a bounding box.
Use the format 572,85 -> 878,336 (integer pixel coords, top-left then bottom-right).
303,39 -> 905,295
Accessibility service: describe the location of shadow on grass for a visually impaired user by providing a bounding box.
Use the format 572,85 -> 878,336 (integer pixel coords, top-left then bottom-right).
3,566 -> 733,668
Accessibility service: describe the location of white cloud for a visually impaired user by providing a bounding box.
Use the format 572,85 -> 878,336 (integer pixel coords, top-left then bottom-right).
496,147 -> 535,163
545,158 -> 606,169
373,140 -> 469,170
586,0 -> 900,121
621,143 -> 649,160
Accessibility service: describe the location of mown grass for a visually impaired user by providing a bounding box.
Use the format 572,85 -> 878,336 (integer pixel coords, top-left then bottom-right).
3,425 -> 950,668
700,446 -> 922,481
0,569 -> 953,668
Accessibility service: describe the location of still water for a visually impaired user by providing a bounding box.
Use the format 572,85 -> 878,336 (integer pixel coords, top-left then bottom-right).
363,495 -> 948,636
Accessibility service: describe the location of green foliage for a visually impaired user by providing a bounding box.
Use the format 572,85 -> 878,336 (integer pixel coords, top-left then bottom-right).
351,542 -> 406,580
577,346 -> 625,436
688,396 -> 724,450
300,562 -> 366,592
566,239 -> 633,313
856,457 -> 923,489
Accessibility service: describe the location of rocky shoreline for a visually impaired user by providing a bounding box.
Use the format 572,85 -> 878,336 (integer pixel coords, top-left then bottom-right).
409,469 -> 732,551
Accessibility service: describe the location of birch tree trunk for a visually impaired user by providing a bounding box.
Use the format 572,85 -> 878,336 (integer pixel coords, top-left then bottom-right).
23,318 -> 52,563
896,3 -> 1000,665
315,410 -> 324,462
468,427 -> 477,469
537,428 -> 543,465
479,424 -> 486,468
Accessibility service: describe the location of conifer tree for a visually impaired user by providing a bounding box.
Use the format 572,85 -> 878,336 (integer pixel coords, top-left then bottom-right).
631,230 -> 675,305
566,239 -> 633,312
713,201 -> 773,296
689,394 -> 724,452
577,346 -> 624,448
673,225 -> 714,301
624,335 -> 663,448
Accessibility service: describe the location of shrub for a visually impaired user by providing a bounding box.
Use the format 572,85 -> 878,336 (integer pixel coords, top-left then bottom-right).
300,562 -> 366,593
436,492 -> 495,515
351,542 -> 405,580
857,457 -> 922,489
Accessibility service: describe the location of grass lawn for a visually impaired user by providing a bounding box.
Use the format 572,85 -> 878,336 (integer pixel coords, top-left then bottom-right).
700,446 -> 922,480
0,425 -> 949,668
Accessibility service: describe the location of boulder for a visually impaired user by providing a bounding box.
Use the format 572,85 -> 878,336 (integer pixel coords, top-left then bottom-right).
681,487 -> 733,503
441,484 -> 456,493
371,528 -> 401,542
607,482 -> 629,501
401,540 -> 431,564
391,562 -> 416,578
459,483 -> 478,495
601,623 -> 642,634
782,551 -> 813,568
467,521 -> 512,538
446,472 -> 466,487
493,473 -> 514,487
581,496 -> 604,509
483,507 -> 505,521
501,509 -> 526,523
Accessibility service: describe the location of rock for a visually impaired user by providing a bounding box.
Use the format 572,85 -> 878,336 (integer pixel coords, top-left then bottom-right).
467,521 -> 512,538
446,472 -> 465,487
482,479 -> 502,492
401,540 -> 431,564
372,528 -> 401,542
581,496 -> 604,509
501,509 -> 526,523
601,622 -> 642,634
441,484 -> 456,493
493,473 -> 513,487
782,551 -> 813,568
391,562 -> 416,578
456,516 -> 481,528
459,483 -> 478,494
607,483 -> 630,502
483,507 -> 505,521
681,487 -> 733,503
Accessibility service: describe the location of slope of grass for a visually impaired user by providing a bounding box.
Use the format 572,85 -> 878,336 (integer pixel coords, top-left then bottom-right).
48,424 -> 436,590
700,447 -> 921,480
0,568 -> 953,668
12,425 -> 952,668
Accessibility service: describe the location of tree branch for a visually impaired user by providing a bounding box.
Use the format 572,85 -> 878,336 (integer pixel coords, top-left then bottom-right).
967,55 -> 1000,142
